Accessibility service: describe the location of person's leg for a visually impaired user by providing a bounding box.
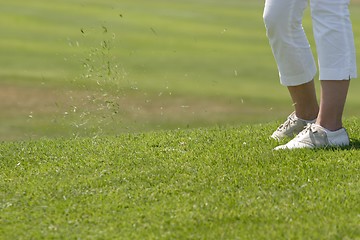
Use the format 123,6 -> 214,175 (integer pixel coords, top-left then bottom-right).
263,0 -> 317,87
264,0 -> 319,140
270,80 -> 318,141
311,0 -> 357,131
316,80 -> 350,131
274,0 -> 357,149
287,80 -> 318,121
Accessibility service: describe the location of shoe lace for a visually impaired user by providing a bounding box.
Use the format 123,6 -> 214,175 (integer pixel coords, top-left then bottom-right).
277,115 -> 297,131
295,123 -> 313,139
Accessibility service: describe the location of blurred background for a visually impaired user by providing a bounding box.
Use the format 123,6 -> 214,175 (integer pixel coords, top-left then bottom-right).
1,0 -> 360,140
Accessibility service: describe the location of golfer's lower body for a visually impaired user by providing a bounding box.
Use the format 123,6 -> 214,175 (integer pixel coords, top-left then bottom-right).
263,0 -> 357,150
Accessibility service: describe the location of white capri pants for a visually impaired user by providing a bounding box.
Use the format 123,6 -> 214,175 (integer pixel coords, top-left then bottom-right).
263,0 -> 357,86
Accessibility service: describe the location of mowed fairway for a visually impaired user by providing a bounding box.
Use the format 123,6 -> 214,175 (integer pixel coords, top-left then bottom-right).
0,123 -> 360,240
1,1 -> 360,239
1,122 -> 360,239
2,0 -> 360,140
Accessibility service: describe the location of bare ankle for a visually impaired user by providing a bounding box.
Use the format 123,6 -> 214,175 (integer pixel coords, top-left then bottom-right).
316,119 -> 342,131
295,108 -> 318,121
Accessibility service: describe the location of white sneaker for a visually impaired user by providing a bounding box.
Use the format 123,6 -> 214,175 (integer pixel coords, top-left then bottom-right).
274,124 -> 350,150
271,112 -> 315,141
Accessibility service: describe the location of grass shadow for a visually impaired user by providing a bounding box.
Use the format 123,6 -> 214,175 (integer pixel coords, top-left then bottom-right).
310,138 -> 360,151
349,138 -> 360,150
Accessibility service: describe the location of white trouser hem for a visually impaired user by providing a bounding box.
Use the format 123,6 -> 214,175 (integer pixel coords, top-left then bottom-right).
319,68 -> 357,81
280,65 -> 317,86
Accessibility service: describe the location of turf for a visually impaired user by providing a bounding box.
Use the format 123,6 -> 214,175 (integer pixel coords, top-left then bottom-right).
1,120 -> 359,239
1,1 -> 360,237
2,0 -> 360,140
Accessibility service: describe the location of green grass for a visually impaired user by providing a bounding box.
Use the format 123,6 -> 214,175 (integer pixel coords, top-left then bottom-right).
1,1 -> 360,239
1,120 -> 360,239
1,0 -> 360,140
